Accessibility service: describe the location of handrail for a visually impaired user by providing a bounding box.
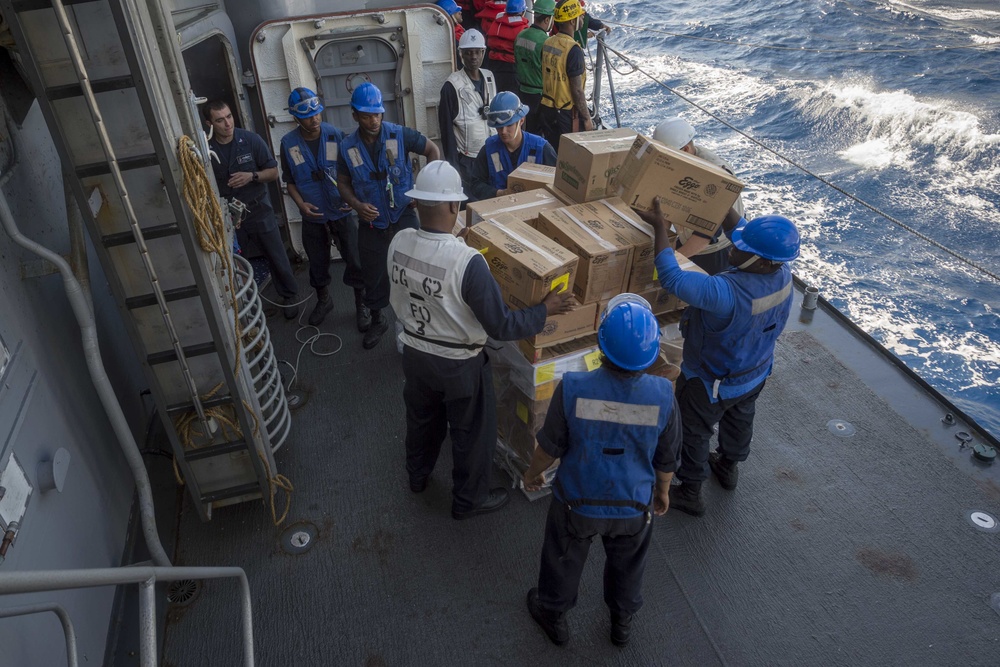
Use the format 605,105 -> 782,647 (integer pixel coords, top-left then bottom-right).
0,603 -> 78,667
0,566 -> 255,666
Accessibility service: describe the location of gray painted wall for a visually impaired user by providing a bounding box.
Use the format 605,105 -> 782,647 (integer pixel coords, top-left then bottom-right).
0,98 -> 149,666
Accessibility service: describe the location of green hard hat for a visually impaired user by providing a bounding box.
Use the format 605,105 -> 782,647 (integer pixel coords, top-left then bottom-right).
532,0 -> 556,17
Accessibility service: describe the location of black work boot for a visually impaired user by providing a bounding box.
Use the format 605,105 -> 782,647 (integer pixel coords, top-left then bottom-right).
362,309 -> 388,349
610,612 -> 633,647
527,588 -> 569,646
708,450 -> 739,490
308,288 -> 333,326
282,295 -> 300,320
669,480 -> 705,517
451,487 -> 510,520
354,289 -> 372,332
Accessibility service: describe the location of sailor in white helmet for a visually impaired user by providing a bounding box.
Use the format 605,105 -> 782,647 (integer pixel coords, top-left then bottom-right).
653,117 -> 747,275
438,29 -> 497,200
387,161 -> 571,520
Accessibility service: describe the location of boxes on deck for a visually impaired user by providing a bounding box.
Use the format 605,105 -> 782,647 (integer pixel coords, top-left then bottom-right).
491,336 -> 600,402
613,136 -> 744,238
495,381 -> 551,464
464,216 -> 577,310
534,201 -> 638,304
465,186 -> 574,228
554,128 -> 638,203
506,164 -> 556,193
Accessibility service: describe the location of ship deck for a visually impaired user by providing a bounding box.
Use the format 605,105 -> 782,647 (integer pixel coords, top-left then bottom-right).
143,260 -> 1000,666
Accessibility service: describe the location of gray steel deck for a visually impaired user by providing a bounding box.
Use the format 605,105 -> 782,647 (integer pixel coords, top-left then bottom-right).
157,262 -> 1000,666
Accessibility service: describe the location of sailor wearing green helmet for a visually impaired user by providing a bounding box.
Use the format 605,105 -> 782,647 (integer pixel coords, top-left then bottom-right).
513,0 -> 555,133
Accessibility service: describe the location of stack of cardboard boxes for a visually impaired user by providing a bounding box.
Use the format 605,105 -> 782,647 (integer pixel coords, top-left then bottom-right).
464,128 -> 745,481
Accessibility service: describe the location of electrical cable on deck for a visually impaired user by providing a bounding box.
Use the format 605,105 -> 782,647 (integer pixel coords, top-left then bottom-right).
594,42 -> 1000,285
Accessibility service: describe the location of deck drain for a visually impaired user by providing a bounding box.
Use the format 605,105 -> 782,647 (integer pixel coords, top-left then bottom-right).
280,521 -> 318,555
827,419 -> 855,437
166,579 -> 200,606
966,511 -> 999,533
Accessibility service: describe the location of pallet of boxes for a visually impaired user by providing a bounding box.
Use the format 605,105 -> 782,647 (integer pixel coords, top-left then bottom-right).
461,128 -> 745,497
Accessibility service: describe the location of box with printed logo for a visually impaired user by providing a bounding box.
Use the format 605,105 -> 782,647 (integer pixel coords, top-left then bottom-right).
514,298 -> 598,352
613,136 -> 744,237
554,128 -> 638,203
464,216 -> 578,311
464,187 -> 574,228
506,164 -> 556,193
534,202 -> 638,304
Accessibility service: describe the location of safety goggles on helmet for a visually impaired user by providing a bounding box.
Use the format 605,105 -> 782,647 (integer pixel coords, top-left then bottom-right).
288,96 -> 322,116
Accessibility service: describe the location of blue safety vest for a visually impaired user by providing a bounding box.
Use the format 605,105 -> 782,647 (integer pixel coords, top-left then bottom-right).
681,264 -> 793,393
553,368 -> 674,519
340,122 -> 414,229
483,131 -> 548,190
279,123 -> 348,222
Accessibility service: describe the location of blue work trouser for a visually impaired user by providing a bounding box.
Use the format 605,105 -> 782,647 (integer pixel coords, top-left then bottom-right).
236,211 -> 298,299
300,213 -> 364,292
675,373 -> 766,483
401,347 -> 495,513
357,208 -> 419,311
536,500 -> 653,616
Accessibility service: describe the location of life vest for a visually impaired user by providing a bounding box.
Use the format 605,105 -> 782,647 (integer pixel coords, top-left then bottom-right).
553,368 -> 675,519
340,122 -> 414,229
445,69 -> 497,158
454,22 -> 465,45
541,32 -> 583,110
476,1 -> 506,36
388,229 -> 488,360
279,123 -> 348,222
675,145 -> 744,254
487,13 -> 529,64
514,25 -> 549,95
681,265 -> 793,396
483,131 -> 548,189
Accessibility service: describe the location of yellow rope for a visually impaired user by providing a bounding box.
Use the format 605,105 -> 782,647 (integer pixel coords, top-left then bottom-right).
174,137 -> 294,526
177,135 -> 243,377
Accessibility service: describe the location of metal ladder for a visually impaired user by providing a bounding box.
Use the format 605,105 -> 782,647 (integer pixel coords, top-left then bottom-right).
0,0 -> 278,520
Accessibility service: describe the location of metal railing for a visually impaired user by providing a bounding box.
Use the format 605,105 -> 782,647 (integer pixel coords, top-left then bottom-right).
0,566 -> 254,667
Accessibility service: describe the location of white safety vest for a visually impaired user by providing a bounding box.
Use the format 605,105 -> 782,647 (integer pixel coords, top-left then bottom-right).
446,69 -> 497,158
387,229 -> 488,360
677,145 -> 746,254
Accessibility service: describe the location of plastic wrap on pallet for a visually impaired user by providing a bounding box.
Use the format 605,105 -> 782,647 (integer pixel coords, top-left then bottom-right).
494,436 -> 558,501
488,337 -> 601,401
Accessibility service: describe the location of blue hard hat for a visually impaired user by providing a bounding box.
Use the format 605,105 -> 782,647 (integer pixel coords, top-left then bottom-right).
437,0 -> 461,15
351,82 -> 385,114
598,295 -> 661,372
731,215 -> 801,262
484,91 -> 529,128
287,87 -> 323,119
506,0 -> 526,13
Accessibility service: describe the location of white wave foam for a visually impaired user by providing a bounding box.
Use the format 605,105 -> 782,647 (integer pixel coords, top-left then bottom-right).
970,35 -> 1000,45
885,1 -> 1000,23
837,138 -> 910,169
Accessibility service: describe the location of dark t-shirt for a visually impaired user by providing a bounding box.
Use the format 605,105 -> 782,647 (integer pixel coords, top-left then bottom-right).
207,128 -> 276,203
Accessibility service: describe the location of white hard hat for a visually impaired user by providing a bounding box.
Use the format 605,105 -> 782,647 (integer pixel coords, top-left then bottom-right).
653,117 -> 696,150
406,161 -> 468,202
458,29 -> 486,50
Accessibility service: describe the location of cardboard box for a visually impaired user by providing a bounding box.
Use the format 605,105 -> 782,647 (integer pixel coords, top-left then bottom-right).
507,164 -> 556,193
465,187 -> 574,227
489,337 -> 600,400
614,136 -> 744,237
555,128 -> 638,203
464,217 -> 578,311
535,202 -> 638,304
515,298 -> 598,357
585,197 -> 661,293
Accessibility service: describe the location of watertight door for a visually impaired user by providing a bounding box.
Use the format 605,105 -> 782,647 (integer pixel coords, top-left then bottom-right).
250,6 -> 457,238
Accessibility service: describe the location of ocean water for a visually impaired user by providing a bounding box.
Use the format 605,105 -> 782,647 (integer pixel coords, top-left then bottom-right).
586,0 -> 1000,438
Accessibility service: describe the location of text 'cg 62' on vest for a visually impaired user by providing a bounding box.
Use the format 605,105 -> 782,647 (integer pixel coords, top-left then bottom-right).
388,229 -> 488,359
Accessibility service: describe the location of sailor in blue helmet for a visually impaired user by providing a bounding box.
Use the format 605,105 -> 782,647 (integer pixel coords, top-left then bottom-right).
203,100 -> 299,319
641,197 -> 800,517
337,82 -> 441,349
469,91 -> 556,201
522,294 -> 681,648
278,87 -> 368,329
